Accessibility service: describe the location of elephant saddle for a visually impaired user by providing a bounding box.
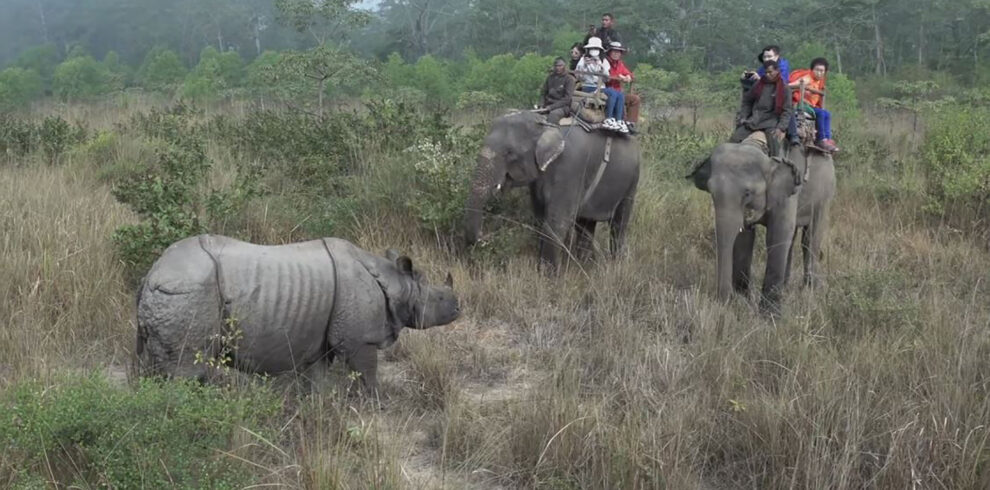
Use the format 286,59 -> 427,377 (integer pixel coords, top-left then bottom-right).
569,90 -> 607,124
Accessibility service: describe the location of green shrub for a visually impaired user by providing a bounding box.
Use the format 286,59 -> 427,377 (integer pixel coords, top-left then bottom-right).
102,50 -> 129,90
182,46 -> 244,100
0,67 -> 43,109
404,135 -> 476,234
112,104 -> 257,279
14,44 -> 58,89
920,106 -> 990,214
139,46 -> 187,91
53,55 -> 110,101
39,115 -> 86,165
0,373 -> 282,488
0,115 -> 39,158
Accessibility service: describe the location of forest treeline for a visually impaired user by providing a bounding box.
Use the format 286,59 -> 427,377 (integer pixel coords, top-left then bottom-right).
1,0 -> 988,100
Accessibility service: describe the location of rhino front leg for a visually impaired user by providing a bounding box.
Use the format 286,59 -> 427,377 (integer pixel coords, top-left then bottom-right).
345,344 -> 379,395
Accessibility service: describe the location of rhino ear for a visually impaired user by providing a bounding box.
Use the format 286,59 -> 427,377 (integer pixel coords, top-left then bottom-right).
396,256 -> 414,274
444,272 -> 454,288
385,249 -> 400,261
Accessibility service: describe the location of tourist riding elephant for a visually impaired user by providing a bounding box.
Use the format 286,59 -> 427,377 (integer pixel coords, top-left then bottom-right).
689,141 -> 835,314
463,111 -> 640,271
135,234 -> 460,394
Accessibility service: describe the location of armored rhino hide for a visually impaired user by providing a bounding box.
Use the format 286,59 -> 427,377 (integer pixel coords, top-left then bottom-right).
136,234 -> 406,378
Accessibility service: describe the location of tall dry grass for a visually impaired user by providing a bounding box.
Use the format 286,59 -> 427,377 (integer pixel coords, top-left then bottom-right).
1,103 -> 989,489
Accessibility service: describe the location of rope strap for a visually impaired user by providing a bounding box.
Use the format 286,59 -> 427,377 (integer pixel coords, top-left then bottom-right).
582,136 -> 612,206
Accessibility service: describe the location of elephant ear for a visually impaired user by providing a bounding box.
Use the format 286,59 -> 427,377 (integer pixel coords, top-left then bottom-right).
535,127 -> 565,172
767,159 -> 800,210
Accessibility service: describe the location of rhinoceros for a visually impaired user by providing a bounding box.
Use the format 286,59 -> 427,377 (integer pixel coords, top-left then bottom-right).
135,234 -> 460,392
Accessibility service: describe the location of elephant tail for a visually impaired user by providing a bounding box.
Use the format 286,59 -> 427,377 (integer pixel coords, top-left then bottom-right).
686,157 -> 711,192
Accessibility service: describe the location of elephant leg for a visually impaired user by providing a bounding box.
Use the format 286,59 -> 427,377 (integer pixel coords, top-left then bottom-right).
760,210 -> 797,315
573,218 -> 597,262
783,228 -> 800,287
529,183 -> 546,221
803,207 -> 829,288
345,344 -> 379,396
538,203 -> 576,274
732,227 -> 756,295
609,188 -> 636,259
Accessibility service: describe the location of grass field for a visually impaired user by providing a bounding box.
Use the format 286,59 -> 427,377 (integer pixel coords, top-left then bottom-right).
1,98 -> 989,489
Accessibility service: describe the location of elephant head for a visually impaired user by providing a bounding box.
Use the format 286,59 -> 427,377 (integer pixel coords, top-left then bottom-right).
463,111 -> 565,245
699,142 -> 805,300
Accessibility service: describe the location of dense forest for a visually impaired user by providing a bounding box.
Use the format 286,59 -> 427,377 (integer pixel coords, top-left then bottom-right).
2,0 -> 989,78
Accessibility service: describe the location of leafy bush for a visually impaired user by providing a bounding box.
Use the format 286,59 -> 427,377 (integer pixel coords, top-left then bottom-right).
920,106 -> 990,214
0,114 -> 84,163
0,114 -> 39,157
14,43 -> 58,88
404,134 -> 476,233
112,105 -> 257,279
0,67 -> 43,109
0,373 -> 282,489
102,50 -> 129,90
39,115 -> 87,165
53,55 -> 111,101
182,46 -> 245,100
139,46 -> 187,91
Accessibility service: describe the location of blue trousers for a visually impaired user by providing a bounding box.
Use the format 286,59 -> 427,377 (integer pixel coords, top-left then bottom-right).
813,107 -> 832,140
582,86 -> 625,120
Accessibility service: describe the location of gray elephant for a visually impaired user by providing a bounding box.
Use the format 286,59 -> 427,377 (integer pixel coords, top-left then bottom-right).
135,234 -> 460,393
463,111 -> 640,271
689,142 -> 835,314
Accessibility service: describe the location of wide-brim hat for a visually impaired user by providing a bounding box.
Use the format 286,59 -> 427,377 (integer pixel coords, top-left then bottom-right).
608,42 -> 627,52
584,37 -> 604,50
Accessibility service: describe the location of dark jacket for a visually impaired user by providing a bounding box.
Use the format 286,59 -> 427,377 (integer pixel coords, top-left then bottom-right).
540,71 -> 575,110
738,78 -> 793,132
583,27 -> 621,49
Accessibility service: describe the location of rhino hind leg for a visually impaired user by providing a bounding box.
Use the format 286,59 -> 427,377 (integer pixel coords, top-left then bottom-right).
136,286 -> 221,381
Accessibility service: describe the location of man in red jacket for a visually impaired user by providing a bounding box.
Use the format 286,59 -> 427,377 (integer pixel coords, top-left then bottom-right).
607,42 -> 640,134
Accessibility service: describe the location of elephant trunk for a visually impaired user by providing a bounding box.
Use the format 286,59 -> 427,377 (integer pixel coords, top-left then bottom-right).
713,183 -> 744,301
464,147 -> 503,246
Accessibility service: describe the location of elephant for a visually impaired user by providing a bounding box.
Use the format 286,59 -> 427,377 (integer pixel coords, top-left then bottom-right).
135,234 -> 460,393
689,141 -> 835,314
463,111 -> 641,271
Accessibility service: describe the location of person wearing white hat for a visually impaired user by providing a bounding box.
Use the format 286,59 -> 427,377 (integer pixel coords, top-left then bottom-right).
576,37 -> 627,133
607,41 -> 637,134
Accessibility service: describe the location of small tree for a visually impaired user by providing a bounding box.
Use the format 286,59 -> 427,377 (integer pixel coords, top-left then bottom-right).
15,44 -> 59,90
878,80 -> 953,142
139,47 -> 187,92
263,45 -> 374,116
53,56 -> 110,101
0,67 -> 43,109
274,0 -> 370,45
182,46 -> 244,100
102,51 -> 129,91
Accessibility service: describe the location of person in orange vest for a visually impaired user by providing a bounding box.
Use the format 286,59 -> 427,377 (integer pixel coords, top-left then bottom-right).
606,41 -> 640,134
789,58 -> 838,153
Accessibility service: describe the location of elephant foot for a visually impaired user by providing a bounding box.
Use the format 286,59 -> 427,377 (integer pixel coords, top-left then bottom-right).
758,294 -> 783,318
803,275 -> 825,290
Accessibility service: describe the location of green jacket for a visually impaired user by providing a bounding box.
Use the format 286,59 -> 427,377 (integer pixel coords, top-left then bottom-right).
737,80 -> 793,132
540,72 -> 575,111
